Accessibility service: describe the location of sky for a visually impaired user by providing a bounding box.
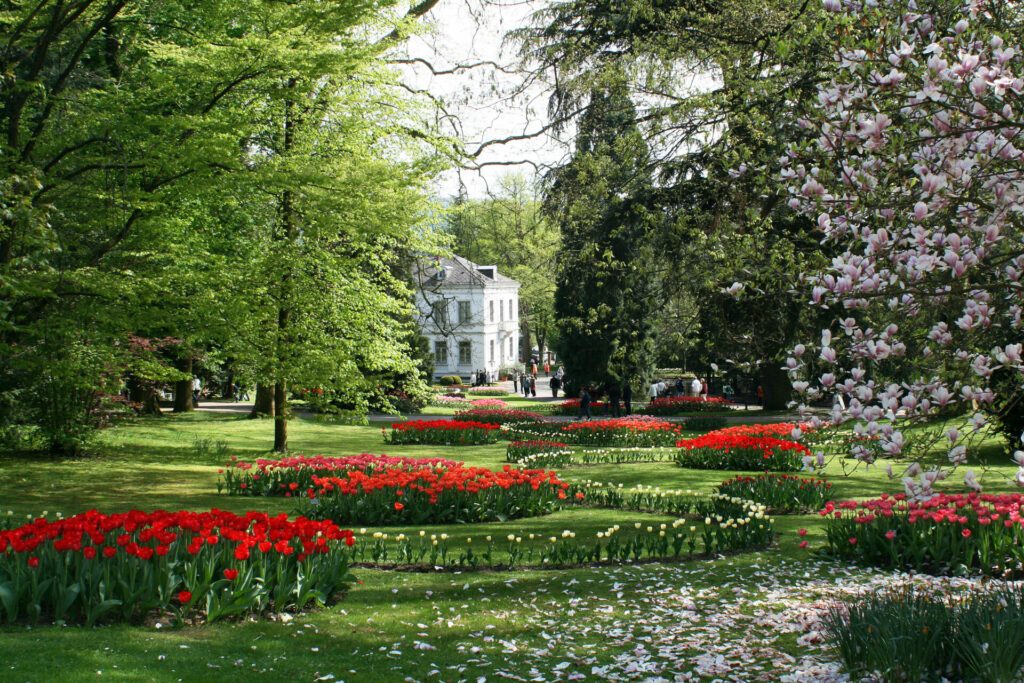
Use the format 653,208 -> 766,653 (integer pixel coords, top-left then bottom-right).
399,0 -> 568,199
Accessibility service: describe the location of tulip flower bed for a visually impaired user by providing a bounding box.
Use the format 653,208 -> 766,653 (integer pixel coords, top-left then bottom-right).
510,447 -> 678,469
716,473 -> 832,513
217,454 -> 461,497
345,507 -> 773,570
469,398 -> 508,408
820,493 -> 1024,577
0,510 -> 355,626
675,433 -> 810,471
300,465 -> 573,525
642,396 -> 735,415
385,419 -> 499,445
451,407 -> 544,426
506,439 -> 571,461
509,416 -> 684,447
428,394 -> 469,407
466,387 -> 509,397
711,422 -> 810,439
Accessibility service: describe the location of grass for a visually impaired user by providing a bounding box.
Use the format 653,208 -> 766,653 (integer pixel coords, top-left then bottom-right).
0,411 -> 1016,681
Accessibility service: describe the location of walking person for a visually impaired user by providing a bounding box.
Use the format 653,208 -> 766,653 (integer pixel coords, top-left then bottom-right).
756,384 -> 765,406
550,375 -> 561,398
530,374 -> 537,397
522,374 -> 532,398
512,369 -> 519,394
544,361 -> 550,376
531,360 -> 538,379
649,379 -> 660,402
701,377 -> 709,401
690,376 -> 702,398
608,382 -> 621,418
579,387 -> 592,421
623,381 -> 633,416
192,376 -> 202,407
238,383 -> 251,401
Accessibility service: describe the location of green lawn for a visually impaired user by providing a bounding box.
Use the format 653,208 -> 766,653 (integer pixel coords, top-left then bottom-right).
0,412 -> 1015,681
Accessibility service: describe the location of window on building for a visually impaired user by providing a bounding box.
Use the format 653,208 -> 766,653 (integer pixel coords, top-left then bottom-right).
458,341 -> 472,365
489,340 -> 494,363
508,338 -> 513,358
434,341 -> 448,365
489,300 -> 494,322
432,301 -> 448,328
500,300 -> 504,321
458,301 -> 471,324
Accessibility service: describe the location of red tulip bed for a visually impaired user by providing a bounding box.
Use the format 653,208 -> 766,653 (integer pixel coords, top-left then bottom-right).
675,433 -> 810,471
821,493 -> 1024,577
0,509 -> 355,626
506,440 -> 571,462
508,416 -> 684,447
217,454 -> 461,497
300,464 -> 574,525
385,419 -> 500,445
717,473 -> 832,512
642,396 -> 736,415
451,407 -> 545,426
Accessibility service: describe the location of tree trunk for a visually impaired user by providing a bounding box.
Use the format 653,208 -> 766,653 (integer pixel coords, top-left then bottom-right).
128,378 -> 163,417
224,367 -> 235,399
173,357 -> 193,412
519,315 -> 532,364
251,383 -> 274,417
759,363 -> 792,411
273,380 -> 288,452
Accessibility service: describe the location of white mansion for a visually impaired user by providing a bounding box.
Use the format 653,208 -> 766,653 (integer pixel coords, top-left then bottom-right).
413,256 -> 521,381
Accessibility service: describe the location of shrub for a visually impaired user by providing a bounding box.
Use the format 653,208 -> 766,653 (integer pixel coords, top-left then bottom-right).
716,473 -> 831,513
820,492 -> 1024,576
0,510 -> 355,625
642,396 -> 735,415
438,375 -> 463,386
301,465 -> 573,525
823,585 -> 1024,683
675,433 -> 809,471
466,387 -> 509,397
385,419 -> 499,445
451,408 -> 544,426
218,454 -> 461,496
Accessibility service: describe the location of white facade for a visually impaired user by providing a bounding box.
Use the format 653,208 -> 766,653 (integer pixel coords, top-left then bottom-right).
413,256 -> 521,380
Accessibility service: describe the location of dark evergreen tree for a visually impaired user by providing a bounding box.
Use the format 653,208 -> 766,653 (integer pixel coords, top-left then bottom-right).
544,79 -> 657,393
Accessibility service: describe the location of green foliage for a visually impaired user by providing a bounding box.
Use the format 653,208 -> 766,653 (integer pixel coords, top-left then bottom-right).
823,586 -> 1024,683
438,376 -> 464,386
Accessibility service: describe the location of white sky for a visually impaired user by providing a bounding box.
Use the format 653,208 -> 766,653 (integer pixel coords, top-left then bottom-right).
399,0 -> 568,199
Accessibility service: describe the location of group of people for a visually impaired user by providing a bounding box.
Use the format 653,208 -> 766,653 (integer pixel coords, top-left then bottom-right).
648,376 -> 711,401
471,369 -> 495,387
576,379 -> 634,420
512,361 -> 563,398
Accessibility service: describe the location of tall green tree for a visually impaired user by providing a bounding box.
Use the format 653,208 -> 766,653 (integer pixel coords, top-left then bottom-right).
521,0 -> 833,408
543,78 -> 657,391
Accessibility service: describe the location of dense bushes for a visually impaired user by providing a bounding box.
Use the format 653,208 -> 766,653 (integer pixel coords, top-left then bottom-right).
824,585 -> 1024,683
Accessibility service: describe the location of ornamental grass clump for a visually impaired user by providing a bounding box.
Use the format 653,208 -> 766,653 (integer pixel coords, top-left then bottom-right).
301,465 -> 574,525
716,473 -> 832,513
675,433 -> 809,471
821,493 -> 1024,577
0,510 -> 356,626
823,584 -> 1024,683
218,454 -> 460,496
451,407 -> 544,426
465,387 -> 509,397
385,419 -> 499,445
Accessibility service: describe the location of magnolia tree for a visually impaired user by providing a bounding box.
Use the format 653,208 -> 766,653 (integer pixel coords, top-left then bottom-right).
780,0 -> 1024,497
